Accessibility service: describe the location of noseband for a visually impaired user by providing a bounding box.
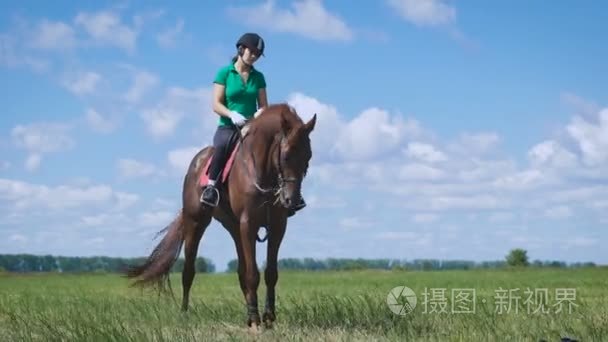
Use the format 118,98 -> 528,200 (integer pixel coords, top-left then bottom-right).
276,136 -> 299,189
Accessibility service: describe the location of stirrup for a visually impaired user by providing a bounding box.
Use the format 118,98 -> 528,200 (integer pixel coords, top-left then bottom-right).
200,186 -> 219,207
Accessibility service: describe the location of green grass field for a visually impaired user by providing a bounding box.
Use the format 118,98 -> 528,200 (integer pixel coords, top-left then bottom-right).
1,267 -> 606,341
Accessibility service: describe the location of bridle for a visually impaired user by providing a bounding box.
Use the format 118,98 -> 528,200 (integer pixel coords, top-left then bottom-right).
275,135 -> 300,190
237,121 -> 301,200
232,120 -> 307,243
238,123 -> 301,243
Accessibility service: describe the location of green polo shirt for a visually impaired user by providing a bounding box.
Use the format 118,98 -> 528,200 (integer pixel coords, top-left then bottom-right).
213,63 -> 266,127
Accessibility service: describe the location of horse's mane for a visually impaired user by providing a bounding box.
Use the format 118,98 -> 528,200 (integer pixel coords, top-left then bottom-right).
241,103 -> 309,182
248,103 -> 304,139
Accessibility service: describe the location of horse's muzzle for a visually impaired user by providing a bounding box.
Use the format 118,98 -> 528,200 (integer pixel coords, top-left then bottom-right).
283,196 -> 293,209
279,190 -> 297,210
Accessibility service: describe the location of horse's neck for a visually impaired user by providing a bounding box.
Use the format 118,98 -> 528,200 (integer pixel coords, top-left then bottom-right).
238,124 -> 279,187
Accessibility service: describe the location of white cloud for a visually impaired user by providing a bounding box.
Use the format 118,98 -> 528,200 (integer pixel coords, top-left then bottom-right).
334,107 -> 409,161
387,0 -> 456,27
286,92 -> 344,161
9,234 -> 27,243
116,158 -> 159,179
560,92 -> 600,119
374,231 -> 416,240
412,213 -> 439,223
85,108 -> 116,134
399,163 -> 446,181
204,44 -> 232,66
62,71 -> 101,95
339,217 -> 373,230
566,108 -> 608,166
306,194 -> 346,209
84,237 -> 105,246
284,93 -> 608,254
74,10 -> 139,53
456,159 -> 516,182
0,32 -> 50,72
374,231 -> 433,247
11,122 -> 73,154
25,154 -> 41,172
125,70 -> 159,104
0,178 -> 137,211
138,210 -> 174,227
81,213 -> 112,227
3,36 -> 608,267
488,212 -> 515,223
133,9 -> 166,28
11,122 -> 74,171
544,205 -> 572,220
79,213 -> 136,230
544,186 -> 608,206
528,140 -> 578,169
427,194 -> 508,211
168,146 -> 201,175
448,132 -> 501,156
227,0 -> 354,41
140,108 -> 182,139
157,18 -> 184,48
590,200 -> 608,210
405,141 -> 447,163
140,86 -> 212,139
0,6 -> 169,74
28,19 -> 76,50
114,192 -> 139,211
565,237 -> 598,248
492,169 -> 547,191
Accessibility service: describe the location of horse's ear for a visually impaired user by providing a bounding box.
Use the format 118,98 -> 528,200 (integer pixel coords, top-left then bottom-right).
303,113 -> 317,135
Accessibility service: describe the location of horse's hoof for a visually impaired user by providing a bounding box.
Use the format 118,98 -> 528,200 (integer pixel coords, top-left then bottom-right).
248,322 -> 262,334
262,311 -> 275,329
263,316 -> 273,329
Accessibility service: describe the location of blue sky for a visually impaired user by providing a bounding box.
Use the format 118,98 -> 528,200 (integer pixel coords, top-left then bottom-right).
1,0 -> 607,271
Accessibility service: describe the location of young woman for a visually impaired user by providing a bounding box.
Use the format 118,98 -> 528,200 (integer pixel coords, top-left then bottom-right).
200,32 -> 306,216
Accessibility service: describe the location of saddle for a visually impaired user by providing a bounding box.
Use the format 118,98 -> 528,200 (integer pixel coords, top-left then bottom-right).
199,123 -> 250,187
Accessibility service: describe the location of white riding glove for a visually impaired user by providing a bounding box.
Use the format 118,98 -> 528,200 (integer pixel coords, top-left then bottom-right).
229,111 -> 246,125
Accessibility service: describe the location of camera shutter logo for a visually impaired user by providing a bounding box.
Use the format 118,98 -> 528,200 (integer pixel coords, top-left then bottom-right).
387,286 -> 417,315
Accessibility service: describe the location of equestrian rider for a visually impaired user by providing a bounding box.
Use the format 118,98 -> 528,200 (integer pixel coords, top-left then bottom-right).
200,32 -> 306,216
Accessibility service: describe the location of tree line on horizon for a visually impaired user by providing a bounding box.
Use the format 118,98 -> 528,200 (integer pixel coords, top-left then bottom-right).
0,250 -> 599,274
226,256 -> 597,272
0,254 -> 215,274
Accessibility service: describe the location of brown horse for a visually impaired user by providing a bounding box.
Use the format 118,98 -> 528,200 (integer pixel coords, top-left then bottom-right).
126,103 -> 316,330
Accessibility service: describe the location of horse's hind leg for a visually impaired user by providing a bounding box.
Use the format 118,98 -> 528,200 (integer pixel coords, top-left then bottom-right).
181,212 -> 212,312
211,207 -> 248,297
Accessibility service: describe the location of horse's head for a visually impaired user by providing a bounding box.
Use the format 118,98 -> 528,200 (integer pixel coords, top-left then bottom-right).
274,112 -> 316,210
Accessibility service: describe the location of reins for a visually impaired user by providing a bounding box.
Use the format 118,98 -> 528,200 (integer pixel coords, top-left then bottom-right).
232,120 -> 291,243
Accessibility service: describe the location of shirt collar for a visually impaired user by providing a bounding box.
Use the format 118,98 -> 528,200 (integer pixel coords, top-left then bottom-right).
230,62 -> 256,73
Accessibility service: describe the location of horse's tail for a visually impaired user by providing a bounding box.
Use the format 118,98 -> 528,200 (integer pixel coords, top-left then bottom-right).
125,209 -> 185,293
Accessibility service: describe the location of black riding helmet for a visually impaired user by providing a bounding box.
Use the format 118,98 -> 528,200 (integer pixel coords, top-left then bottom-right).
236,32 -> 265,56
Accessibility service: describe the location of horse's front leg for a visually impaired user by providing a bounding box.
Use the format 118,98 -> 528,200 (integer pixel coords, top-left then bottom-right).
240,218 -> 261,328
263,214 -> 287,328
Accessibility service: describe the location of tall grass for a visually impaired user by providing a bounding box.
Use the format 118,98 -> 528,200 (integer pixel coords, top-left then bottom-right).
0,267 -> 606,341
